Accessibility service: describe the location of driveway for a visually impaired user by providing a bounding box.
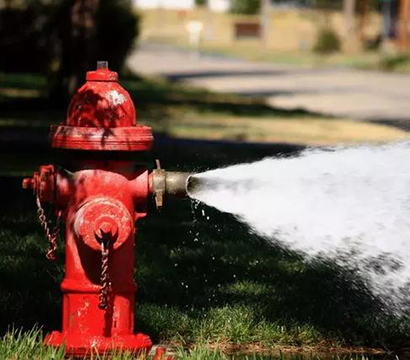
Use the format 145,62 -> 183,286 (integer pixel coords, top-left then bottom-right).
127,42 -> 410,126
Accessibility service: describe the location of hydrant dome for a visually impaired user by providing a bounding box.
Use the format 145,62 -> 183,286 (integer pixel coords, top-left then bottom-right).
51,62 -> 153,151
67,67 -> 134,128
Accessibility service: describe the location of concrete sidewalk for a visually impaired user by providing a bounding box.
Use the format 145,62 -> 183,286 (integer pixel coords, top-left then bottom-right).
127,43 -> 410,125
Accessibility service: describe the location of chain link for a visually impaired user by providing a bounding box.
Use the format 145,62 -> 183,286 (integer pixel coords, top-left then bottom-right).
36,195 -> 62,262
36,193 -> 112,310
99,240 -> 111,310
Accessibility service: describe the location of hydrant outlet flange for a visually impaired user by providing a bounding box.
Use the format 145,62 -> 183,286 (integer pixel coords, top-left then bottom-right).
74,197 -> 133,251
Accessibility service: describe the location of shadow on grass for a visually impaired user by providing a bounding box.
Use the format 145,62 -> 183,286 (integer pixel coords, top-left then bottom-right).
1,142 -> 408,350
135,199 -> 403,348
0,71 -> 408,350
121,75 -> 319,121
0,71 -> 321,130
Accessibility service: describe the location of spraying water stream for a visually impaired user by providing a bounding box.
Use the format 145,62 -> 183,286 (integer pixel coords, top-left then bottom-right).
187,142 -> 410,314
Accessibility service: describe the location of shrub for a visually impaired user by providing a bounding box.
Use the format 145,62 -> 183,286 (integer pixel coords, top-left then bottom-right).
231,0 -> 260,15
0,5 -> 50,73
53,0 -> 139,74
94,0 -> 140,72
313,27 -> 341,54
379,54 -> 410,72
0,0 -> 140,98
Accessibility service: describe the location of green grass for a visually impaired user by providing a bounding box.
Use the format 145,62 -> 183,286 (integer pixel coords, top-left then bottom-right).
145,37 -> 410,73
1,70 -> 409,178
0,327 -> 66,360
0,69 -> 313,177
1,191 -> 409,355
0,327 -> 151,359
1,71 -> 409,358
0,327 -> 392,359
202,46 -> 410,73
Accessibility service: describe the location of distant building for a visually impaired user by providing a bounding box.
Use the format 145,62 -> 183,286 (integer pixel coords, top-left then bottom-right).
133,0 -> 195,10
208,0 -> 232,13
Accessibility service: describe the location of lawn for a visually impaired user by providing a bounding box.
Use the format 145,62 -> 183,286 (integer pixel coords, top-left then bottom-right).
156,41 -> 410,74
137,8 -> 410,74
1,71 -> 409,175
0,70 -> 409,359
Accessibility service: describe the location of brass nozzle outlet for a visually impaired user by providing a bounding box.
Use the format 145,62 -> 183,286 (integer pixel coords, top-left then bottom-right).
164,172 -> 192,198
151,160 -> 193,209
186,175 -> 202,196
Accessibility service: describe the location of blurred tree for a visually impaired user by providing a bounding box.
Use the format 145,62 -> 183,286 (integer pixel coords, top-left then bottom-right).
53,0 -> 140,100
398,0 -> 410,49
381,0 -> 395,40
0,1 -> 51,73
344,0 -> 356,38
261,0 -> 270,47
231,0 -> 261,14
0,0 -> 139,103
310,0 -> 378,11
314,27 -> 342,53
68,0 -> 100,95
310,0 -> 343,10
358,0 -> 369,41
341,0 -> 382,46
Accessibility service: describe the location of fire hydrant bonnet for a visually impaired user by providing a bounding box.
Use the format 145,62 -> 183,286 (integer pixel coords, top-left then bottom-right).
50,63 -> 153,151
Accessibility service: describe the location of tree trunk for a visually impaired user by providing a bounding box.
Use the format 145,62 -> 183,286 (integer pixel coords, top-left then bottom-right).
382,0 -> 392,41
344,0 -> 356,38
204,0 -> 214,42
69,0 -> 100,96
358,0 -> 369,42
260,0 -> 270,48
398,0 -> 410,50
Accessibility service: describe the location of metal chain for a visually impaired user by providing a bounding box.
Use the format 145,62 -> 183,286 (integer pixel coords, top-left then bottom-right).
36,195 -> 62,262
99,240 -> 111,310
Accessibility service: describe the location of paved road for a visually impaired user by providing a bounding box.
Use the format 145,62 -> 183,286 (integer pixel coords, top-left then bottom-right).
127,43 -> 410,125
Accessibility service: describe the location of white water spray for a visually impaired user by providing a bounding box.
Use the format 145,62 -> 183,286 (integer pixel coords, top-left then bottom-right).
188,142 -> 410,313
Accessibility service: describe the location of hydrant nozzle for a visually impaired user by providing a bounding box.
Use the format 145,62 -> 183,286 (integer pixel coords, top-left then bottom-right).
151,160 -> 192,210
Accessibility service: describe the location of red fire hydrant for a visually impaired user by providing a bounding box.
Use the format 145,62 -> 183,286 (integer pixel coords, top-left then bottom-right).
23,62 -> 190,356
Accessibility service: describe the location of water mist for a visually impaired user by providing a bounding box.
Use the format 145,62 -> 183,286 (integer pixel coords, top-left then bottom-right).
188,142 -> 410,314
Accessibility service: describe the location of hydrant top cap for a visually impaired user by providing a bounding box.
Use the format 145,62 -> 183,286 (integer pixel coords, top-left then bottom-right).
86,61 -> 118,82
49,61 -> 154,151
86,68 -> 118,82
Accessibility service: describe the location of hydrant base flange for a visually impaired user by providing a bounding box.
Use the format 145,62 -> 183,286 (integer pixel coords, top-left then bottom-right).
44,331 -> 152,356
